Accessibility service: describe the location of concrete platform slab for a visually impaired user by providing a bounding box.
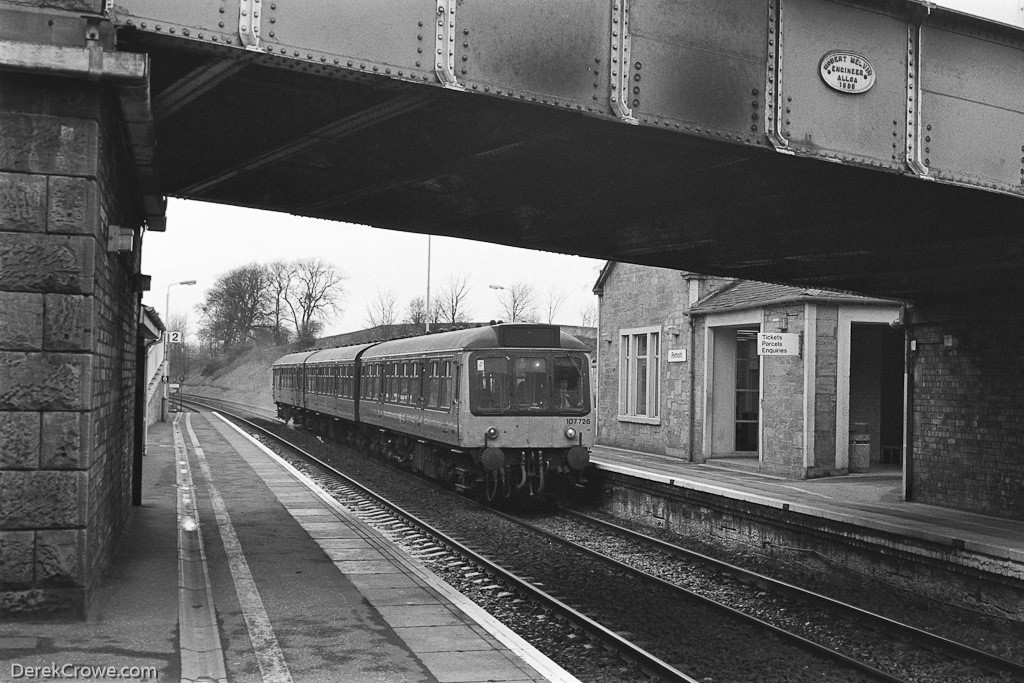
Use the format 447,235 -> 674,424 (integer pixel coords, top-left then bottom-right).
0,412 -> 578,683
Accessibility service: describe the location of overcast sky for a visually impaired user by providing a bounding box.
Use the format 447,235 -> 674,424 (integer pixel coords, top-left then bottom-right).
141,199 -> 604,338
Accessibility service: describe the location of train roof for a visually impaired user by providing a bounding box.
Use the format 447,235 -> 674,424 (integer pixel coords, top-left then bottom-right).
272,342 -> 377,368
272,325 -> 588,368
361,324 -> 588,359
271,349 -> 321,368
303,342 -> 378,364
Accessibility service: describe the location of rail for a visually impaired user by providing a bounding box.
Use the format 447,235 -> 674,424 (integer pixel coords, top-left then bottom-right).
176,394 -> 699,683
557,508 -> 1024,683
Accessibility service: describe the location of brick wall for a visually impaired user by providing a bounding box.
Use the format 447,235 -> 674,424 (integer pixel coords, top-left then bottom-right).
912,313 -> 1024,520
0,72 -> 143,616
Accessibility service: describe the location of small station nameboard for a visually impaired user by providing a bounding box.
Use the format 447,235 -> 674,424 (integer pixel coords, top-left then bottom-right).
757,332 -> 801,357
667,349 -> 687,363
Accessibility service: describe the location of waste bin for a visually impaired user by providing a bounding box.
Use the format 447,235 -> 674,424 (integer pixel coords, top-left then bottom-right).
850,422 -> 870,473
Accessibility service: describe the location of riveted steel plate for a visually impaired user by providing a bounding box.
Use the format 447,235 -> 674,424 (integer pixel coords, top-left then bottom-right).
920,22 -> 1024,193
779,0 -> 907,167
456,1 -> 609,107
112,0 -> 236,44
627,0 -> 767,137
261,0 -> 432,75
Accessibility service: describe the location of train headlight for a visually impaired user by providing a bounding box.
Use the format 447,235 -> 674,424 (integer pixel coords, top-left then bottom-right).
564,427 -> 577,440
485,426 -> 499,440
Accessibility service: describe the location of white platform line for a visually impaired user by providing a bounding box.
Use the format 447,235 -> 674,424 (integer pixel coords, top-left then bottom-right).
185,413 -> 293,683
172,415 -> 227,683
211,411 -> 581,683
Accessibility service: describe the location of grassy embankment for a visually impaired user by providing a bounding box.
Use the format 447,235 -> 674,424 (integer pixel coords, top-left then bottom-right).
185,346 -> 287,411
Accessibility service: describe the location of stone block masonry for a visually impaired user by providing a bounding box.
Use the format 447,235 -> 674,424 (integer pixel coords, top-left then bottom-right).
0,68 -> 144,616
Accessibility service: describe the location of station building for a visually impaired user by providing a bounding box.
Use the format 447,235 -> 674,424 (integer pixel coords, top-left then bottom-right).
593,262 -> 904,479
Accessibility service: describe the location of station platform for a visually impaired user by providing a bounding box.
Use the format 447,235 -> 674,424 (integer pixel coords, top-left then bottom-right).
589,445 -> 1024,572
0,412 -> 576,683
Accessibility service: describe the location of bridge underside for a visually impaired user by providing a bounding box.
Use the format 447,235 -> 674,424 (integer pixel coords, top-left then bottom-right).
124,29 -> 1024,308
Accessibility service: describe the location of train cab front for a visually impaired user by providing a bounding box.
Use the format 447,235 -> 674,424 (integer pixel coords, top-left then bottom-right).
467,349 -> 594,503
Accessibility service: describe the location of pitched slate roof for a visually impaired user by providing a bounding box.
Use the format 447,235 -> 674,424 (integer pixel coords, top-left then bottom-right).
689,279 -> 901,315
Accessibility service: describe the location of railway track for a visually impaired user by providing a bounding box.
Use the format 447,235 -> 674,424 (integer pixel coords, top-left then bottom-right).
546,508 -> 1024,682
178,394 -> 1023,683
178,395 -> 691,682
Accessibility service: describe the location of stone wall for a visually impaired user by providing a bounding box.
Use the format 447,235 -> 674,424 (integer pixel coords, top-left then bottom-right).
912,311 -> 1024,520
759,306 -> 805,477
0,72 -> 143,616
596,263 -> 691,455
813,306 -> 839,471
596,264 -> 728,458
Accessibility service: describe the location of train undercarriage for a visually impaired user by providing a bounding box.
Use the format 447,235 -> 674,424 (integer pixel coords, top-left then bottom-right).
277,405 -> 588,504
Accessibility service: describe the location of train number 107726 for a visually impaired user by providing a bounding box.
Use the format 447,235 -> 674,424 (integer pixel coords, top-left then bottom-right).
565,418 -> 591,425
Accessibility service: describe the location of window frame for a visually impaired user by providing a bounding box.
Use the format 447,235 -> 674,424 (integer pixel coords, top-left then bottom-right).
618,326 -> 661,424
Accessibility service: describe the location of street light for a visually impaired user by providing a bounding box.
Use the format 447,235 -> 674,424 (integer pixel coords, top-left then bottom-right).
425,235 -> 431,333
489,284 -> 506,322
165,279 -> 197,325
163,279 -> 196,421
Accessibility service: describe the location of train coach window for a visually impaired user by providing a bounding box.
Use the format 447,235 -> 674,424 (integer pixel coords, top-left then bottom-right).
426,361 -> 439,407
362,366 -> 370,399
398,362 -> 409,403
470,356 -> 511,414
553,356 -> 588,410
442,360 -> 452,406
513,357 -> 549,410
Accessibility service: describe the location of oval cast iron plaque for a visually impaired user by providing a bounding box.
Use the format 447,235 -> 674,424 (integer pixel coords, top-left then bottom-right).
820,51 -> 875,94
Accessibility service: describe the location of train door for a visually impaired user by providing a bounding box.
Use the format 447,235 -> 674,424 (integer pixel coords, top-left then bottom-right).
414,360 -> 426,431
453,359 -> 461,442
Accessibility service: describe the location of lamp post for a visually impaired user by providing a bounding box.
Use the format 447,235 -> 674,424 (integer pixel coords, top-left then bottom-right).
163,279 -> 196,421
488,284 -> 505,322
425,235 -> 431,333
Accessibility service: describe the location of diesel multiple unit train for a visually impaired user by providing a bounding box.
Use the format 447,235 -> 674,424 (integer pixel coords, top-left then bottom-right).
272,324 -> 594,502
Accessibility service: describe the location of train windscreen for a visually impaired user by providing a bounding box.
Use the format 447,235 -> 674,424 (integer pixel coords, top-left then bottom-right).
470,351 -> 590,416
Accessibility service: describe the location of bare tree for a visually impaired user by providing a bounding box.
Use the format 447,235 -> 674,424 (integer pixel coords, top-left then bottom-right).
579,303 -> 598,328
283,257 -> 345,345
405,296 -> 428,326
266,260 -> 296,346
544,286 -> 567,324
436,274 -> 471,325
198,263 -> 273,349
498,281 -> 536,322
366,289 -> 399,328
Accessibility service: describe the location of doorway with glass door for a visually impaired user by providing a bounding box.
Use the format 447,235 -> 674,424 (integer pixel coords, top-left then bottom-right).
709,326 -> 761,462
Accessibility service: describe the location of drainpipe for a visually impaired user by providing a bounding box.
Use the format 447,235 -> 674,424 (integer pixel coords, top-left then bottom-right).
901,308 -> 916,502
687,313 -> 696,462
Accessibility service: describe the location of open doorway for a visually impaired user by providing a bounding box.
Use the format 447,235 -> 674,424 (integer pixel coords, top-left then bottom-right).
848,324 -> 904,472
709,325 -> 761,458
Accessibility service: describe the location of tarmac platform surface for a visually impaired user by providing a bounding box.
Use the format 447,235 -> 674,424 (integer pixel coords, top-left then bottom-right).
589,445 -> 1024,567
0,411 -> 576,683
